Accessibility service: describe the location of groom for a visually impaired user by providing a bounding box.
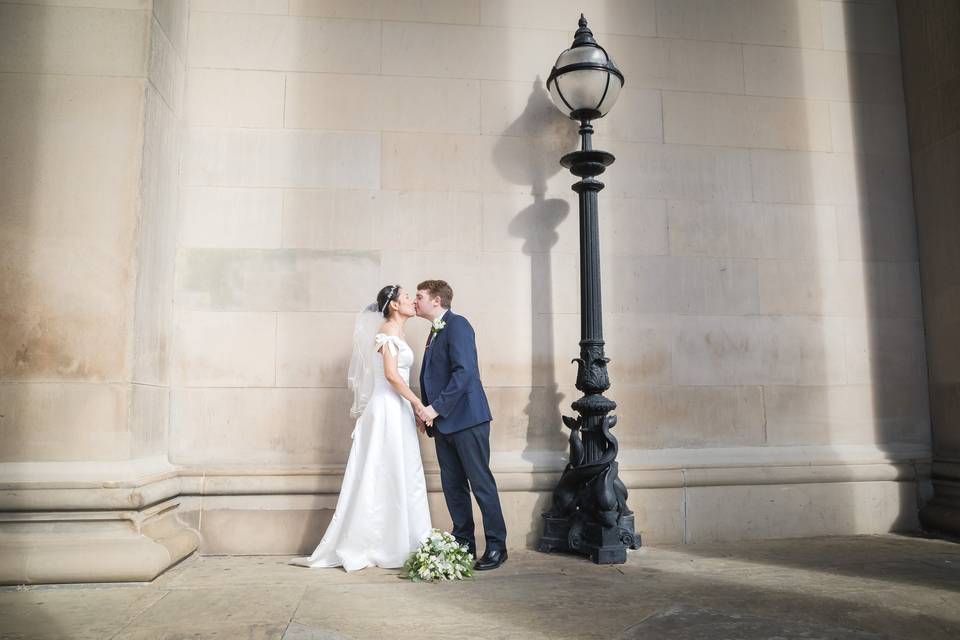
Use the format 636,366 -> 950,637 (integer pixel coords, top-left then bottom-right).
414,280 -> 508,571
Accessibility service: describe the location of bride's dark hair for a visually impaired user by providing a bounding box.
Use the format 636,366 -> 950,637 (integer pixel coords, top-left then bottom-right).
376,284 -> 401,318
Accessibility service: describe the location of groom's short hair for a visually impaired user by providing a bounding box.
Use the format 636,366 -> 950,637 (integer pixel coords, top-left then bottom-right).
417,280 -> 453,309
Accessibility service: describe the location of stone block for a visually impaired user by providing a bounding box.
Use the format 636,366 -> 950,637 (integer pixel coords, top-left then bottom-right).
606,142 -> 753,201
758,259 -> 922,318
285,74 -> 481,134
655,0 -> 823,48
175,248 -> 381,312
668,201 -> 838,261
614,385 -> 765,449
182,128 -> 380,189
172,310 -> 276,386
192,0 -> 288,14
663,91 -> 832,151
602,34 -> 744,94
381,21 -> 569,82
188,12 -> 381,73
672,315 -> 848,386
765,383 -> 931,446
169,387 -> 355,465
382,132 -> 482,192
602,255 -> 672,314
668,257 -> 760,316
290,0 -> 480,24
179,186 -> 283,249
276,312 -> 356,387
0,3 -> 148,75
0,382 -> 130,462
744,45 -> 904,104
185,69 -> 284,128
685,480 -> 919,542
750,149 -> 913,207
287,189 -> 482,253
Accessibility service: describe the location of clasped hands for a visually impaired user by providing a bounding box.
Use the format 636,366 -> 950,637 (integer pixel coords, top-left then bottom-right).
415,404 -> 439,433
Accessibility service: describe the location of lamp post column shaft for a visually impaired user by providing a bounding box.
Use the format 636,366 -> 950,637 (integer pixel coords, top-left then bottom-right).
579,187 -> 603,342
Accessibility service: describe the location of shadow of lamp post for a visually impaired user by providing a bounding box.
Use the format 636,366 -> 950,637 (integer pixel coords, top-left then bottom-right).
537,14 -> 641,564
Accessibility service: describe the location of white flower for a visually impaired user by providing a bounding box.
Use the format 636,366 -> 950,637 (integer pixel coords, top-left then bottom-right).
431,318 -> 446,334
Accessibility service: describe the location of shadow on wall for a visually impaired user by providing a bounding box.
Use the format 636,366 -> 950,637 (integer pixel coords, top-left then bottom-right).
494,76 -> 574,547
844,0 -> 930,531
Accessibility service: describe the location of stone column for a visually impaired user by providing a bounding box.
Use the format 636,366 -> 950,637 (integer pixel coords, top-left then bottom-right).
898,0 -> 960,535
0,0 -> 198,585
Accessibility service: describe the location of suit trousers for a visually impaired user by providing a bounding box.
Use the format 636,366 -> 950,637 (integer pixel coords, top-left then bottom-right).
433,422 -> 507,554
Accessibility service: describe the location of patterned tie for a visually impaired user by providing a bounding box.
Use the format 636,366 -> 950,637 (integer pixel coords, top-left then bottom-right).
425,331 -> 433,349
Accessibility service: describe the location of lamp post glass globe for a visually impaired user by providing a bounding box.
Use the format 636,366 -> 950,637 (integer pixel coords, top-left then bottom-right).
546,14 -> 624,122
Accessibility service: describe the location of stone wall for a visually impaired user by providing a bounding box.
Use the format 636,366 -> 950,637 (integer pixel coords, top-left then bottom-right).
0,0 -> 933,583
897,0 -> 960,534
172,0 -> 928,554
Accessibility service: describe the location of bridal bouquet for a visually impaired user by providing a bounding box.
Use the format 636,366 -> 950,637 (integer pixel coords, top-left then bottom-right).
402,529 -> 474,582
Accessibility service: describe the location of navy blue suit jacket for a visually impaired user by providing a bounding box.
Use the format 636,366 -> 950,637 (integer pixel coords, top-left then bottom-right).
419,310 -> 492,436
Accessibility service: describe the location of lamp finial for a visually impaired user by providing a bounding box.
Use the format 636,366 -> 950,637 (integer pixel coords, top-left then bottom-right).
572,14 -> 597,47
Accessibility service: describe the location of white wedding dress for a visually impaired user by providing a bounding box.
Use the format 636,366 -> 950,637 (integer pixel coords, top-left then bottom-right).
290,334 -> 432,571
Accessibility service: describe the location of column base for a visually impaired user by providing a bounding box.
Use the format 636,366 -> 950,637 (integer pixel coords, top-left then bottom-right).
0,498 -> 199,585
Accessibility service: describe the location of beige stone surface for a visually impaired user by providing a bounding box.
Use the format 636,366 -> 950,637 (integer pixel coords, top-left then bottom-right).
180,187 -> 284,249
381,22 -> 569,82
169,387 -> 355,465
175,248 -> 381,312
182,128 -> 381,189
185,69 -> 285,128
286,74 -> 482,134
663,91 -> 833,151
668,201 -> 839,261
764,383 -> 931,446
685,481 -> 918,542
0,3 -> 149,76
0,382 -> 130,462
743,44 -> 904,104
290,0 -> 480,24
172,310 -> 277,387
188,12 -> 381,73
655,0 -> 823,48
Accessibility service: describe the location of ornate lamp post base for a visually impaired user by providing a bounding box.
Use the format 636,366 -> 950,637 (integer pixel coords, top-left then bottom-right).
540,510 -> 641,564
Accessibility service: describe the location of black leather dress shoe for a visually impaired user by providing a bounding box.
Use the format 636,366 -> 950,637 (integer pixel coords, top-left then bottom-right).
474,549 -> 508,571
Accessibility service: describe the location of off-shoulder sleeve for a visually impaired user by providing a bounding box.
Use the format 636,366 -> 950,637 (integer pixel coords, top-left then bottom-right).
374,333 -> 400,356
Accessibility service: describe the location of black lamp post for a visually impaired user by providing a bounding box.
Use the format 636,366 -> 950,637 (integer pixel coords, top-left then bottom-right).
538,15 -> 641,564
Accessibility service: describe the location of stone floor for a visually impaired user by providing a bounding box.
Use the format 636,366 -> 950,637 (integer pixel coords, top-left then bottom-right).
1,535 -> 959,639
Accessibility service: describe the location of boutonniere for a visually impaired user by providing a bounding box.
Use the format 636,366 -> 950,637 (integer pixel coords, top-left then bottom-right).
431,318 -> 446,335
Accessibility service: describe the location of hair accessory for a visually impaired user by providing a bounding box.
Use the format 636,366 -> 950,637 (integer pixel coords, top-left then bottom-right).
380,285 -> 397,313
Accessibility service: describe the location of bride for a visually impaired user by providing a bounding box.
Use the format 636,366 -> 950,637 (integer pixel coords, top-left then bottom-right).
289,285 -> 432,571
